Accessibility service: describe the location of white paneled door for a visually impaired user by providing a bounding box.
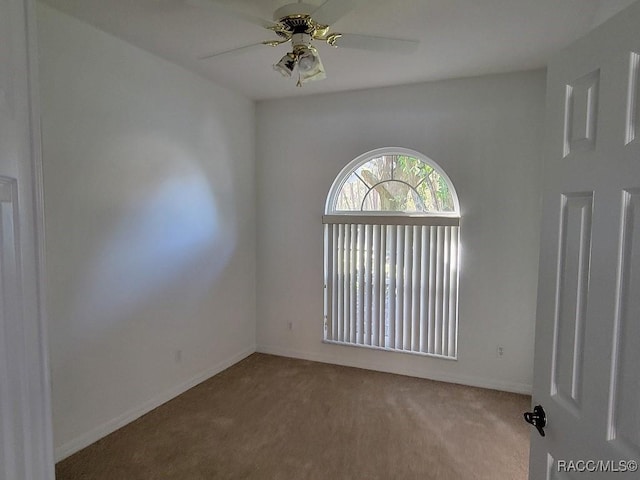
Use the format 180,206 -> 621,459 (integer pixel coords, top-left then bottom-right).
0,0 -> 54,479
530,1 -> 640,478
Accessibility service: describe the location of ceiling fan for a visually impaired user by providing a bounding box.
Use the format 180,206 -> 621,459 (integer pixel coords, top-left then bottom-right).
188,0 -> 420,86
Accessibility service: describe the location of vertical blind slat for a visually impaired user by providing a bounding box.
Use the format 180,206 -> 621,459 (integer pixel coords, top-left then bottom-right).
343,224 -> 351,343
378,225 -> 387,348
338,224 -> 343,342
330,225 -> 338,340
323,224 -> 328,339
395,226 -> 405,349
331,225 -> 342,340
442,226 -> 451,357
350,224 -> 357,343
434,227 -> 443,356
449,227 -> 459,357
419,226 -> 429,353
403,226 -> 412,350
411,226 -> 421,352
357,225 -> 365,344
387,226 -> 397,350
364,225 -> 373,345
323,224 -> 331,340
371,225 -> 380,347
428,226 -> 437,354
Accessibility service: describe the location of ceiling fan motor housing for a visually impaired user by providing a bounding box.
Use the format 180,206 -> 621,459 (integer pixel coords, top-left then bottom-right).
273,3 -> 316,23
271,2 -> 331,42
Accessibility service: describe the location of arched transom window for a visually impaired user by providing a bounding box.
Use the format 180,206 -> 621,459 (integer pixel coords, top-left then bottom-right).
328,151 -> 458,215
323,148 -> 461,359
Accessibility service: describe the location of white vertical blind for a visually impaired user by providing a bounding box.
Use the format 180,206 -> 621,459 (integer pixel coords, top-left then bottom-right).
377,225 -> 386,348
323,216 -> 460,359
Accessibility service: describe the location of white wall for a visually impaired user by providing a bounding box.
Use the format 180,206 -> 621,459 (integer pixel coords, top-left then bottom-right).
37,3 -> 256,460
256,71 -> 546,393
592,0 -> 638,27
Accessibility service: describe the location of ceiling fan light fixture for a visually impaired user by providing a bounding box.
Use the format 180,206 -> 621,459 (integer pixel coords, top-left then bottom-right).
273,52 -> 296,77
298,46 -> 326,84
296,46 -> 318,72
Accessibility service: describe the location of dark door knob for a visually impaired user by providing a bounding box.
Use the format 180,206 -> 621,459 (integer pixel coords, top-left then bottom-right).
524,404 -> 546,437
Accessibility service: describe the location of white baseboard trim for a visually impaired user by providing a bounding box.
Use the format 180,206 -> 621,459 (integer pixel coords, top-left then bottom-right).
257,344 -> 532,395
54,345 -> 256,462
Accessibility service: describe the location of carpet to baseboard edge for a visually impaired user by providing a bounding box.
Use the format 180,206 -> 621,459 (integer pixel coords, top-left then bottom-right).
256,344 -> 533,395
54,345 -> 257,462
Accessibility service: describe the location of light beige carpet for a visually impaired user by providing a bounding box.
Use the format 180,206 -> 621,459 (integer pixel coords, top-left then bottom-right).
56,353 -> 530,479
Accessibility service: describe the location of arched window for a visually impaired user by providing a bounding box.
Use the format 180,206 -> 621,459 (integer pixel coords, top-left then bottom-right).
323,148 -> 461,359
326,149 -> 459,215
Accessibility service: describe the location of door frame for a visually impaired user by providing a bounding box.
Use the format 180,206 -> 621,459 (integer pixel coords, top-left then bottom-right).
26,0 -> 55,474
1,0 -> 55,477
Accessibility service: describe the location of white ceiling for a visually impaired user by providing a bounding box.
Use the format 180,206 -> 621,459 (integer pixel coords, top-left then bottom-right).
40,0 -> 637,100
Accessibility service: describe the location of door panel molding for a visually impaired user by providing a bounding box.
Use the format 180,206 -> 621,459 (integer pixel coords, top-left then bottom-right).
563,70 -> 600,158
626,52 -> 639,145
608,188 -> 640,457
551,192 -> 593,415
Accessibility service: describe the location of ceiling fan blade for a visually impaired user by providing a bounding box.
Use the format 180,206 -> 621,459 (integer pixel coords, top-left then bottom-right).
310,0 -> 364,26
198,42 -> 268,60
332,34 -> 419,54
187,0 -> 277,29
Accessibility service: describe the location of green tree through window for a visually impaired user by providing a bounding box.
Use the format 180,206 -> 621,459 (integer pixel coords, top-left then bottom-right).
334,154 -> 455,213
